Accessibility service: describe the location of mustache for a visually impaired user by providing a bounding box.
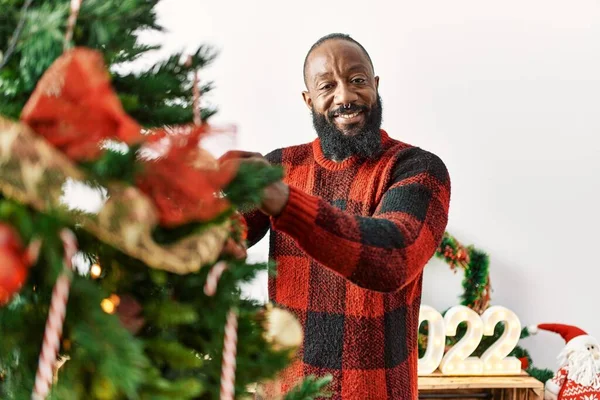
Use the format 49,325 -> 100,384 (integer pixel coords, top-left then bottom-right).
328,103 -> 369,118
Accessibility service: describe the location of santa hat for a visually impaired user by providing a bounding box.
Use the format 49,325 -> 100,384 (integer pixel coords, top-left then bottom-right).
529,323 -> 597,350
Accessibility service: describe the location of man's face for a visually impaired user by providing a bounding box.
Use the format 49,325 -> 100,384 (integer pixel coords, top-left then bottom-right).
302,39 -> 382,161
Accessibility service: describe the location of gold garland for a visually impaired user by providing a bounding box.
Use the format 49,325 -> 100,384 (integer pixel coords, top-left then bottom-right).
0,117 -> 229,274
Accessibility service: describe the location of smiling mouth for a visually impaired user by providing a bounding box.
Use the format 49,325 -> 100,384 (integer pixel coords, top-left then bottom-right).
335,111 -> 361,119
333,110 -> 364,126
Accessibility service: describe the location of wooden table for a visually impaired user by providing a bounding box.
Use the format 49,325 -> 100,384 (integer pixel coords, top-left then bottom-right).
418,371 -> 544,400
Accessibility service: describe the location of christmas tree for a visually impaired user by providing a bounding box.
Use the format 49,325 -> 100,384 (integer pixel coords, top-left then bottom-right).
0,0 -> 330,399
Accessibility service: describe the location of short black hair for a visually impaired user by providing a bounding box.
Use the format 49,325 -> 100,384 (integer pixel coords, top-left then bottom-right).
303,33 -> 374,86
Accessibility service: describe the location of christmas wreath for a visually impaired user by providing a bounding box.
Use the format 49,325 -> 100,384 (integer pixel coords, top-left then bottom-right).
434,232 -> 491,314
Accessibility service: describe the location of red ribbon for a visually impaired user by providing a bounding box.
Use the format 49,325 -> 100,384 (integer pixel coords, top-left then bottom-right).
21,47 -> 142,161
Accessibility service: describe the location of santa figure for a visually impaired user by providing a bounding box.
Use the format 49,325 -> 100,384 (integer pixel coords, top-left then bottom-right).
531,323 -> 600,400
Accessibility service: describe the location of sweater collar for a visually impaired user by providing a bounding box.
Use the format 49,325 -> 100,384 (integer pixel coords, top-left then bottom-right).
312,129 -> 391,171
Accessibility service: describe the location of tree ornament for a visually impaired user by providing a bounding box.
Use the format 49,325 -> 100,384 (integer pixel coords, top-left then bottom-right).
116,294 -> 145,335
0,222 -> 39,306
0,246 -> 28,305
0,222 -> 23,251
261,303 -> 303,354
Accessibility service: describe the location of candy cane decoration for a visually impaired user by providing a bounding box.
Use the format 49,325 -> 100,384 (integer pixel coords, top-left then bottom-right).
185,55 -> 202,126
192,70 -> 202,126
31,229 -> 78,400
204,261 -> 238,400
220,309 -> 238,400
64,0 -> 82,51
203,261 -> 228,296
30,2 -> 82,392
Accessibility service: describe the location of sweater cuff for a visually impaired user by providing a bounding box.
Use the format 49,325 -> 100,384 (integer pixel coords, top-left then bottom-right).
271,185 -> 319,238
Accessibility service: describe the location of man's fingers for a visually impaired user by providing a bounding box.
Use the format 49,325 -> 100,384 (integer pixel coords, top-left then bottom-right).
219,150 -> 263,163
219,150 -> 271,171
220,158 -> 270,175
221,238 -> 247,260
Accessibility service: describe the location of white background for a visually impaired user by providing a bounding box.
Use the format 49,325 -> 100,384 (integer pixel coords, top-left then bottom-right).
132,0 -> 600,371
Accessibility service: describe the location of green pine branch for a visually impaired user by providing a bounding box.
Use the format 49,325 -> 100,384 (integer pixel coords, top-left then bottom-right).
144,301 -> 199,327
224,162 -> 285,211
526,367 -> 554,384
139,368 -> 205,400
284,375 -> 333,400
461,247 -> 490,308
144,339 -> 203,369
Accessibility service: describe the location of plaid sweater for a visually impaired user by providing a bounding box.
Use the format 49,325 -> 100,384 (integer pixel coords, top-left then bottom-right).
245,130 -> 450,399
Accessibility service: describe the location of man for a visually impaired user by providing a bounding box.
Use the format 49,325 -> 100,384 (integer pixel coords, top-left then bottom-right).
222,33 -> 451,399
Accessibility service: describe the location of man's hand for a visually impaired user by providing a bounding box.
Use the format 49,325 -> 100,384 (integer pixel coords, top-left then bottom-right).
219,150 -> 289,217
221,237 -> 247,260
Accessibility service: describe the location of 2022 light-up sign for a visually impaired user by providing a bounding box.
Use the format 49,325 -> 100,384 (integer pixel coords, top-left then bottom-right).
418,305 -> 522,376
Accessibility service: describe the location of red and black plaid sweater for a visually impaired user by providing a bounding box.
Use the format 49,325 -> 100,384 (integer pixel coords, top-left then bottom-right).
244,130 -> 450,399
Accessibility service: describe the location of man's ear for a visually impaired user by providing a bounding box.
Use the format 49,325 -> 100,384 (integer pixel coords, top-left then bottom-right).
375,76 -> 380,90
302,91 -> 313,111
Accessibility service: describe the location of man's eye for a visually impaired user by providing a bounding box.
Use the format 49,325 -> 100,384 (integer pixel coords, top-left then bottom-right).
352,78 -> 366,84
320,84 -> 333,90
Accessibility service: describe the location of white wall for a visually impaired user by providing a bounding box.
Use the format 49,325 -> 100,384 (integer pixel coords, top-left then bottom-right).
141,0 -> 600,371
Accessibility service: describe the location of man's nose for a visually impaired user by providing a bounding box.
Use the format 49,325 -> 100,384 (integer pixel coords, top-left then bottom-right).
334,83 -> 359,106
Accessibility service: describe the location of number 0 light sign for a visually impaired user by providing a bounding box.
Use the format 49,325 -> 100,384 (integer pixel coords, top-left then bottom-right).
418,305 -> 522,376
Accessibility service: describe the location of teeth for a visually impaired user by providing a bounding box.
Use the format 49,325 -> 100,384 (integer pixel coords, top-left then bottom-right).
338,112 -> 359,119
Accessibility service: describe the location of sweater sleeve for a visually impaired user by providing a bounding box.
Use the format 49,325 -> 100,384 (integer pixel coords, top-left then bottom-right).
271,148 -> 450,292
242,209 -> 270,248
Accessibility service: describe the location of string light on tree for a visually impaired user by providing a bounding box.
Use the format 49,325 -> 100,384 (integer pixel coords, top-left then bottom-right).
90,263 -> 102,279
101,294 -> 120,315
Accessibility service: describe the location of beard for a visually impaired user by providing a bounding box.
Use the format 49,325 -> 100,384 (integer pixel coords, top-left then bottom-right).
311,94 -> 383,161
561,348 -> 600,388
